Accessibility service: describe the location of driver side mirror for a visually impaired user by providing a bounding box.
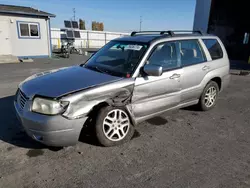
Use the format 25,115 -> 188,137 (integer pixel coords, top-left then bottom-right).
143,64 -> 163,77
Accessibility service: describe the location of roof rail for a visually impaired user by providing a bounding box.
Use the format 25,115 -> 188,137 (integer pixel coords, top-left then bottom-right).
169,30 -> 204,35
160,31 -> 174,36
130,30 -> 204,37
130,31 -> 174,36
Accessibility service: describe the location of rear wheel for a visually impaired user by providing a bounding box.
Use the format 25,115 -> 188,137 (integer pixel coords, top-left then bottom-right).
95,106 -> 134,147
198,81 -> 219,111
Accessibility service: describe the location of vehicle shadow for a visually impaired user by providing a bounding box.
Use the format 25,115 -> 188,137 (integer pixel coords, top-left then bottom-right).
0,95 -> 203,149
146,116 -> 168,126
0,95 -> 100,149
181,105 -> 201,112
78,117 -> 101,147
0,95 -> 46,149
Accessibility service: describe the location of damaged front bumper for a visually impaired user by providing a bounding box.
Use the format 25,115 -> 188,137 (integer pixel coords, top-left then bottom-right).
14,100 -> 88,147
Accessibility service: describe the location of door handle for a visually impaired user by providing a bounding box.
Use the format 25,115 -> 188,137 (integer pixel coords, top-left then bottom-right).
202,65 -> 210,71
170,73 -> 181,79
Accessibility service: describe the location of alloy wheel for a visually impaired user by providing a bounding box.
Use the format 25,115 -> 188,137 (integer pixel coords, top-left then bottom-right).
102,109 -> 130,141
204,86 -> 217,108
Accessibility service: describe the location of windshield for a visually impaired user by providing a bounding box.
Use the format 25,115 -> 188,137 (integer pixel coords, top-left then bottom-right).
84,41 -> 148,77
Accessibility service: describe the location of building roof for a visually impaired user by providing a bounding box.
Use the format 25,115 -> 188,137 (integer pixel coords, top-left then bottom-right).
0,4 -> 56,17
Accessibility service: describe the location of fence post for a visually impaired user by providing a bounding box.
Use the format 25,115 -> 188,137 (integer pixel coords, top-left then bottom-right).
105,32 -> 107,44
87,31 -> 89,48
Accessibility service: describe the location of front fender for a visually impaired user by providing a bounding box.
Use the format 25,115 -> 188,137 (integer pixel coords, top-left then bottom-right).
61,78 -> 135,120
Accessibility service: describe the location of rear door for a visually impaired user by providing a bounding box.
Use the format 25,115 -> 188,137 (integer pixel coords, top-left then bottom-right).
132,41 -> 182,119
178,39 -> 209,103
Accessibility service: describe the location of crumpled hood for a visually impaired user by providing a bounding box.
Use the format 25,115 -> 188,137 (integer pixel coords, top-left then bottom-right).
20,66 -> 122,98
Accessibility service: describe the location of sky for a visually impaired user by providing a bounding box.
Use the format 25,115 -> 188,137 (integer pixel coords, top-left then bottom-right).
0,0 -> 196,32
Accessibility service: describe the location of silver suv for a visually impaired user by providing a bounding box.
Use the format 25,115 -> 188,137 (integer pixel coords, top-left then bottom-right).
14,31 -> 230,147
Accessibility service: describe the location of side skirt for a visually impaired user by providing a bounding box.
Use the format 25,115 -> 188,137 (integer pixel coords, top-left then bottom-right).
135,100 -> 199,124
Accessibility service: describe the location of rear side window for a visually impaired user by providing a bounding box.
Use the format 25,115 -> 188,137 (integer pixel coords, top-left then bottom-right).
202,39 -> 223,60
178,40 -> 206,67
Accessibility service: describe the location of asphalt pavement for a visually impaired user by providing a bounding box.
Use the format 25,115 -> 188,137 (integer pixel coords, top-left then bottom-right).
0,55 -> 250,188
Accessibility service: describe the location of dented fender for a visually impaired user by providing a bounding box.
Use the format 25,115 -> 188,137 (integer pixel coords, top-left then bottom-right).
61,78 -> 135,120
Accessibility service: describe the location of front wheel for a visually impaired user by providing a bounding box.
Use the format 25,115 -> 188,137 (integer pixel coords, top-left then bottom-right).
198,81 -> 219,111
95,106 -> 134,147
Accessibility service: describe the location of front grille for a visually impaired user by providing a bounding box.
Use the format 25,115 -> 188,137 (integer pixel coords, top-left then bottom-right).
17,89 -> 28,110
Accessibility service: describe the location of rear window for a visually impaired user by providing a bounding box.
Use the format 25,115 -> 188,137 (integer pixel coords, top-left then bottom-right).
202,39 -> 223,60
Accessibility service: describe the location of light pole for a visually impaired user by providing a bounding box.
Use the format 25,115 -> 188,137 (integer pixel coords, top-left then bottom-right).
140,16 -> 142,31
73,8 -> 76,21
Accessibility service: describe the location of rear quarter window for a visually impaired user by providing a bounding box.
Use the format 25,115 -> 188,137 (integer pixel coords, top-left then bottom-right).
202,39 -> 223,60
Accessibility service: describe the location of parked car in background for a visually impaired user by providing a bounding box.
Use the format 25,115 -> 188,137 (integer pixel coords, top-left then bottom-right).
14,30 -> 230,147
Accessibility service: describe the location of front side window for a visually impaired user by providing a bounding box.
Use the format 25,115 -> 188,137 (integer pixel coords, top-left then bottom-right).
18,22 -> 40,38
179,40 -> 206,67
84,41 -> 148,77
147,42 -> 179,71
202,39 -> 223,60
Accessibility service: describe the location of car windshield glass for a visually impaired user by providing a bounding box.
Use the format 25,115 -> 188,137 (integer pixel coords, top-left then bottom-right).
84,41 -> 148,77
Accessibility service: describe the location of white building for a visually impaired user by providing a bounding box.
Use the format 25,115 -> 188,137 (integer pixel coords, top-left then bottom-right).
0,4 -> 55,59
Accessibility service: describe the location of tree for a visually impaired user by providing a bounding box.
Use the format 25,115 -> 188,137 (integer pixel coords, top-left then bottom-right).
99,22 -> 104,31
79,19 -> 86,30
92,21 -> 104,31
92,21 -> 97,30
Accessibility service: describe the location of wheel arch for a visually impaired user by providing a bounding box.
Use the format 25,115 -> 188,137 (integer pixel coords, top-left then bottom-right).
210,77 -> 222,91
87,101 -> 136,127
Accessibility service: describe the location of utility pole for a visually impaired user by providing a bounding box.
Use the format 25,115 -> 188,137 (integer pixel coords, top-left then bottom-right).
140,16 -> 142,31
73,8 -> 76,21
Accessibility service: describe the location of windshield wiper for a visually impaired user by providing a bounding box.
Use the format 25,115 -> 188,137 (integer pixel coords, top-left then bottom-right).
86,65 -> 107,74
95,66 -> 107,74
85,65 -> 119,77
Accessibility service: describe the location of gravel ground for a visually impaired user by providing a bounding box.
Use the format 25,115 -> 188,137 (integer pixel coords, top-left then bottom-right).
0,55 -> 250,188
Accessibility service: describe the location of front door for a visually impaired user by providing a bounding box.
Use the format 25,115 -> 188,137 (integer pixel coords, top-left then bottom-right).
132,41 -> 182,119
0,21 -> 11,55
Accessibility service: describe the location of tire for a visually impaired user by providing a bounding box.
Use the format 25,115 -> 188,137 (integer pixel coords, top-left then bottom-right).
198,81 -> 219,111
95,106 -> 134,147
